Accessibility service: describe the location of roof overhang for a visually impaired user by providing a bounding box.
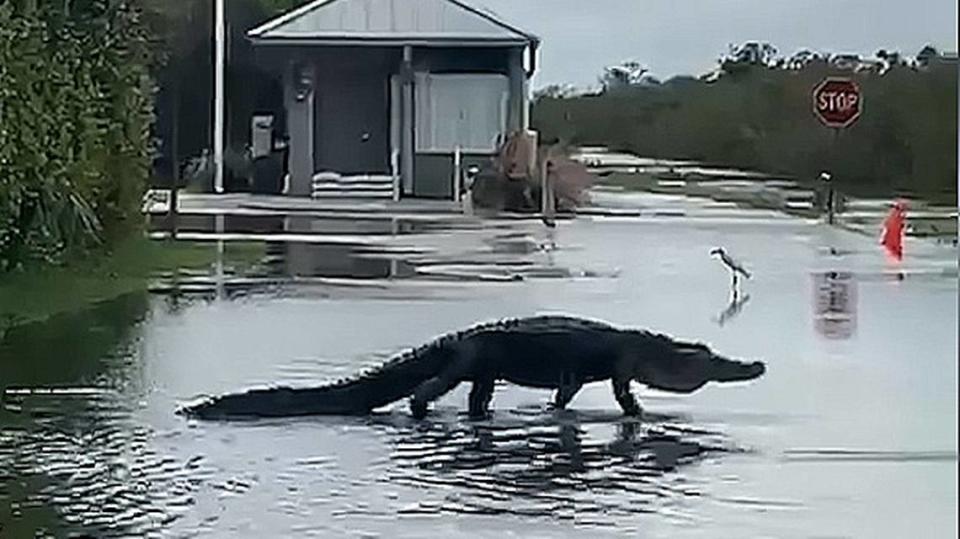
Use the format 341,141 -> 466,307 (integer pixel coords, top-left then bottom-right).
248,0 -> 539,49
249,36 -> 532,48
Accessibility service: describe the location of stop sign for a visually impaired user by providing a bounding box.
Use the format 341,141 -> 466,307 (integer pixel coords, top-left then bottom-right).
812,78 -> 862,128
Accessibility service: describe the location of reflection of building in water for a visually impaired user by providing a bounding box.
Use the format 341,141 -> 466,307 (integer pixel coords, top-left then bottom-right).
267,242 -> 414,280
263,214 -> 419,280
812,271 -> 858,339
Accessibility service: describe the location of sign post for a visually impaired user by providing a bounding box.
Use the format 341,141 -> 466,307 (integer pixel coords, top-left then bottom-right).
813,77 -> 862,224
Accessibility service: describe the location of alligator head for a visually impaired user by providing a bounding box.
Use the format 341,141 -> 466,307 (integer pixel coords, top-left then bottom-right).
631,336 -> 766,393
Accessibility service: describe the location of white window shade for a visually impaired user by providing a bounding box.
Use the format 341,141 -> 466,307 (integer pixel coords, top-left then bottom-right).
415,73 -> 508,152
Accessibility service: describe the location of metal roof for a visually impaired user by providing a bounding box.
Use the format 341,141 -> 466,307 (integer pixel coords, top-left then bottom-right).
248,0 -> 538,46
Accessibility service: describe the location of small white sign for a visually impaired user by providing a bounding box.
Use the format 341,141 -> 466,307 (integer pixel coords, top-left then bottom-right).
251,115 -> 274,159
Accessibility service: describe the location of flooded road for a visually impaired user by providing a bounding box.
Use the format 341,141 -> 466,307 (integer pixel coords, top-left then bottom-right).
2,192 -> 957,538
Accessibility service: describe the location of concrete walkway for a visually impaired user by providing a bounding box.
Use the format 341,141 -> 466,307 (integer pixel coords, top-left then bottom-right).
146,192 -> 463,217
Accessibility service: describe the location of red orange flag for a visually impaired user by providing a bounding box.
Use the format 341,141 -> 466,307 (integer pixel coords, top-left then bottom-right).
880,200 -> 906,260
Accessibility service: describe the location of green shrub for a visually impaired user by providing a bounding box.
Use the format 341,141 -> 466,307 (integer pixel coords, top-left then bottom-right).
0,1 -> 154,271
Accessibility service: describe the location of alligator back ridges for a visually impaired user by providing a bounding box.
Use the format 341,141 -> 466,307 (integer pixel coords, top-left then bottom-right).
310,315 -> 620,391
178,315 -> 609,420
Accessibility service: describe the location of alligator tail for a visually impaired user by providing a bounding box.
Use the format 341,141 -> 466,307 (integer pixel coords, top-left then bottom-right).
176,338 -> 460,420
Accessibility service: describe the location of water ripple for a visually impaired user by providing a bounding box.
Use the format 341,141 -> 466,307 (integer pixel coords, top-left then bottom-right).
0,392 -> 213,538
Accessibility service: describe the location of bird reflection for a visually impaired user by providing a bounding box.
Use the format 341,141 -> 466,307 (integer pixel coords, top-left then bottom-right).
714,290 -> 751,327
541,226 -> 558,261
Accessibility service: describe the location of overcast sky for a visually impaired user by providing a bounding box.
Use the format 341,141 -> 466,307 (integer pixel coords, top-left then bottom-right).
473,0 -> 958,88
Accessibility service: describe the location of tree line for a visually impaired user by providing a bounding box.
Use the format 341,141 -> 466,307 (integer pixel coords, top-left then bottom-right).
532,43 -> 958,202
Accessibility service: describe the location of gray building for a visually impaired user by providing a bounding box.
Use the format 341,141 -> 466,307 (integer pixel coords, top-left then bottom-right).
248,0 -> 539,199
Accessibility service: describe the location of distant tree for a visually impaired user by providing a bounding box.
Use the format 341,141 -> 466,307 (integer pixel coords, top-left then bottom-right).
719,42 -> 781,77
876,49 -> 904,65
639,74 -> 662,86
917,44 -> 939,58
533,84 -> 580,101
531,48 -> 957,203
599,60 -> 649,92
785,49 -> 824,70
664,75 -> 698,87
726,42 -> 780,66
916,44 -> 940,67
829,53 -> 862,71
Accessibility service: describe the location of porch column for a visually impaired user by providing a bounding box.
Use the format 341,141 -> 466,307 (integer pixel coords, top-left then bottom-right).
400,46 -> 415,196
507,47 -> 525,134
525,41 -> 539,130
284,60 -> 315,196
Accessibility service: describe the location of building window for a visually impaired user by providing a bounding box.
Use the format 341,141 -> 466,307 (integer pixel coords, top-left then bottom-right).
415,73 -> 508,153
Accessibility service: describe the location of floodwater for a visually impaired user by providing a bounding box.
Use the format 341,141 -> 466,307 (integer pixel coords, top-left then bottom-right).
1,190 -> 957,538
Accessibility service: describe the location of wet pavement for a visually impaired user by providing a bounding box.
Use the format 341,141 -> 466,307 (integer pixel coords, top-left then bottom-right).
574,147 -> 959,241
1,188 -> 957,538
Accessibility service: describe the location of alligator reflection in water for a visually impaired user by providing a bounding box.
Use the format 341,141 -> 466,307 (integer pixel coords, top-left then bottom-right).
378,411 -> 736,523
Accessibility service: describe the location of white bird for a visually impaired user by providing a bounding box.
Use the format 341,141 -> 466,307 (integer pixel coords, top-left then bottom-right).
710,247 -> 752,292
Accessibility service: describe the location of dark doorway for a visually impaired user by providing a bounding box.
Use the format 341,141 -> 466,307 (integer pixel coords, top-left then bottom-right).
315,72 -> 390,175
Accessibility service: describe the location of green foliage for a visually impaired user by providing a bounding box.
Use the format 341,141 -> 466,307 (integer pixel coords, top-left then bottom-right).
255,0 -> 306,14
0,1 -> 154,271
533,59 -> 958,202
0,0 -> 302,271
0,237 -> 265,333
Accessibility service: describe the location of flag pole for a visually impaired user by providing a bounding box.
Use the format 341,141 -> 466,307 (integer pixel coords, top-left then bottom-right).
214,0 -> 225,194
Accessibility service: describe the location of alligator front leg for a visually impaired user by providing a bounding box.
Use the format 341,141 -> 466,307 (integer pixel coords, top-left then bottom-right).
612,376 -> 642,417
468,375 -> 495,419
552,371 -> 582,410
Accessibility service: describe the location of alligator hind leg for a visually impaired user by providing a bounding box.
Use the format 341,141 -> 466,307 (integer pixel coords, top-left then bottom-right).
612,376 -> 642,417
410,375 -> 462,419
552,372 -> 582,410
410,340 -> 480,419
468,375 -> 495,419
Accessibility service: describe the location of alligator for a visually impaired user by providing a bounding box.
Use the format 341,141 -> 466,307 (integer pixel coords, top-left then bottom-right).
177,315 -> 766,421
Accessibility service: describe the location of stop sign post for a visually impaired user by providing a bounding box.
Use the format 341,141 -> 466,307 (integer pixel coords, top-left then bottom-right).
813,77 -> 862,128
812,77 -> 861,226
